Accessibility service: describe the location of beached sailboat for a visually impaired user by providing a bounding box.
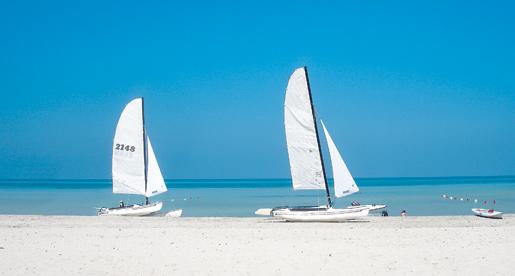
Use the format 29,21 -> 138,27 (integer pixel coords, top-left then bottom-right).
269,67 -> 375,221
472,208 -> 503,219
98,98 -> 180,216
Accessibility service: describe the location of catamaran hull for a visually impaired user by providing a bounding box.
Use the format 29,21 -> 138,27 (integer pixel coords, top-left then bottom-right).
346,204 -> 387,212
273,207 -> 369,222
98,202 -> 163,216
255,204 -> 386,216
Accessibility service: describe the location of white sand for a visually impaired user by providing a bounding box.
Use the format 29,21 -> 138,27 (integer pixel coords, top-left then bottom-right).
0,215 -> 514,275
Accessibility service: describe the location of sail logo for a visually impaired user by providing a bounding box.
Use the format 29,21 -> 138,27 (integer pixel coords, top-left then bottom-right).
115,143 -> 136,152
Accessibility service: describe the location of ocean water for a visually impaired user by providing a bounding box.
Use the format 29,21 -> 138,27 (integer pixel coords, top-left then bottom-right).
0,176 -> 514,217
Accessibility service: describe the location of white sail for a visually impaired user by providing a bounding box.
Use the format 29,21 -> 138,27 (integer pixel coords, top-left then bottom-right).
320,121 -> 359,198
112,98 -> 146,195
284,67 -> 326,190
145,135 -> 167,197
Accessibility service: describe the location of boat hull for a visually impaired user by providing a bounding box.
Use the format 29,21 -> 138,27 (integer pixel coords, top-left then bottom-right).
272,207 -> 369,222
472,208 -> 503,219
256,204 -> 385,217
165,209 -> 183,217
98,201 -> 163,216
346,204 -> 387,212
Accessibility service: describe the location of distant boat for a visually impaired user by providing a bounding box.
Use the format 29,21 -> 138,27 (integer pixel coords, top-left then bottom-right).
270,67 -> 375,222
472,208 -> 503,219
98,98 -> 181,216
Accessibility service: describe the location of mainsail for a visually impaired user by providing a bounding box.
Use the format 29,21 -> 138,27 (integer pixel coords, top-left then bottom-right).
284,67 -> 327,190
112,98 -> 146,195
112,98 -> 167,198
321,121 -> 359,198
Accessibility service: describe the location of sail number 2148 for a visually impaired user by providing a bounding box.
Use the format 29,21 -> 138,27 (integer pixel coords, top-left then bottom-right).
115,144 -> 136,152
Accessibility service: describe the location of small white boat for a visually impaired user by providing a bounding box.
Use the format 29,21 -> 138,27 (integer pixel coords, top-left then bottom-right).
98,98 -> 172,217
255,208 -> 273,216
165,209 -> 183,217
272,206 -> 369,222
472,208 -> 503,219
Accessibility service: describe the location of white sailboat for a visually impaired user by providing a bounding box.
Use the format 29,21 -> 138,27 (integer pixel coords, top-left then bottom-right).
472,208 -> 503,219
98,98 -> 180,216
270,67 -> 378,222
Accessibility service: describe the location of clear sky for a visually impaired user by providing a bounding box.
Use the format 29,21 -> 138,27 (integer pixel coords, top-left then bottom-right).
1,1 -> 514,179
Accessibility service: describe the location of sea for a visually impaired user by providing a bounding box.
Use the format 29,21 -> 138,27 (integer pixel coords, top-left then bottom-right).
0,176 -> 514,217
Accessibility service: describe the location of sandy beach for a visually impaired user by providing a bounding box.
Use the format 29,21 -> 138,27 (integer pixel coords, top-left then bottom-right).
0,215 -> 514,275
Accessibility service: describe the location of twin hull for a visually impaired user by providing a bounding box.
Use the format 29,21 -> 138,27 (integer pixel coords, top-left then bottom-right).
98,201 -> 163,216
272,206 -> 369,222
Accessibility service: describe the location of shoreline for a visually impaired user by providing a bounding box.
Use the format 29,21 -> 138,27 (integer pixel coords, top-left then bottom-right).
1,215 -> 514,275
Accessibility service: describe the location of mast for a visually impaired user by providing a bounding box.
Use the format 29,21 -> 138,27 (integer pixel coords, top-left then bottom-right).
141,97 -> 149,204
304,66 -> 332,207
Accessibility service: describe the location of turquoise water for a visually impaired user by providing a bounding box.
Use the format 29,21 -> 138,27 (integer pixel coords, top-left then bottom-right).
0,176 -> 514,216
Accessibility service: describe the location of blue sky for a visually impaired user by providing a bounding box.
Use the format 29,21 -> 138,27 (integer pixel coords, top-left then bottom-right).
1,1 -> 514,179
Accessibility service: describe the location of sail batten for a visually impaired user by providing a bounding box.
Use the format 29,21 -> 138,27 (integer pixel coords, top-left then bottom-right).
284,67 -> 326,190
321,121 -> 359,198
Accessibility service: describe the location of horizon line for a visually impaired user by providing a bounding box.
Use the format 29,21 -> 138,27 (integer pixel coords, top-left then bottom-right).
1,175 -> 514,182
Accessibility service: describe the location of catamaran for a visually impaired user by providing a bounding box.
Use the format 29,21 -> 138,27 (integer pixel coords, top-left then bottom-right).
98,98 -> 180,216
266,67 -> 383,222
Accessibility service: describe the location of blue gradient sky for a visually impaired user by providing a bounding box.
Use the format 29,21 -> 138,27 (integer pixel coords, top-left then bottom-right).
1,1 -> 514,179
